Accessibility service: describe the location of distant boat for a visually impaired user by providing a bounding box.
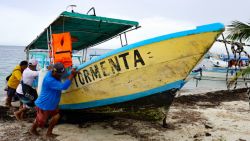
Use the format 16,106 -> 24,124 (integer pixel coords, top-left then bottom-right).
210,55 -> 249,68
210,57 -> 228,67
192,56 -> 250,83
219,54 -> 249,62
25,11 -> 224,110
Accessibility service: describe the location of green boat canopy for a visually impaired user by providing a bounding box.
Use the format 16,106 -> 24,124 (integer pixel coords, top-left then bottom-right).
26,11 -> 139,51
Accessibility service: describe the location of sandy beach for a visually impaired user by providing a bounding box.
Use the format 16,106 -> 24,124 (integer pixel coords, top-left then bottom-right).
1,88 -> 250,141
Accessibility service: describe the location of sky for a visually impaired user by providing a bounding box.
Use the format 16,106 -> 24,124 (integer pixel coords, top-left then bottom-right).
0,0 -> 249,53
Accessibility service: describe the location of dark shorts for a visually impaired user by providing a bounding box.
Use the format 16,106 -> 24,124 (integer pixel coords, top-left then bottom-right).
7,87 -> 16,97
16,93 -> 35,107
35,107 -> 59,128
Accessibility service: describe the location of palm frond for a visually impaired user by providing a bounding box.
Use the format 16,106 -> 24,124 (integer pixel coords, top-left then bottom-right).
226,21 -> 250,42
229,67 -> 250,87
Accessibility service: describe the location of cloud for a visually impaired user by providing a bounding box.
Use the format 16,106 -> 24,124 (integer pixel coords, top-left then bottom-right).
0,5 -> 55,46
210,41 -> 250,55
1,4 -> 218,53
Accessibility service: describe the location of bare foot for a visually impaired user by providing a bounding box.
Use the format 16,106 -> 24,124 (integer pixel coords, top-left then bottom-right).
29,129 -> 39,136
14,112 -> 21,120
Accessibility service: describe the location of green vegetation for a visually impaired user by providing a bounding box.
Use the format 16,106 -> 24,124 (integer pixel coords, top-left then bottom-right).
226,21 -> 250,85
227,21 -> 250,42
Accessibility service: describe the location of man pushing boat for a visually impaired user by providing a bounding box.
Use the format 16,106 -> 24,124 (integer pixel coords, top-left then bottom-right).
5,61 -> 28,107
29,62 -> 77,137
14,59 -> 39,120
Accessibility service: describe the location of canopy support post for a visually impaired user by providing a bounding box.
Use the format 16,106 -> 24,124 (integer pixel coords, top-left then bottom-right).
124,33 -> 128,46
119,35 -> 124,47
26,49 -> 29,61
119,33 -> 128,47
82,48 -> 88,62
47,26 -> 54,65
221,34 -> 230,89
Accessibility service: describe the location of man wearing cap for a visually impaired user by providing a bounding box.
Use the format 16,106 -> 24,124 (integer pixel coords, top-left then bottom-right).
30,62 -> 77,137
14,59 -> 39,120
5,60 -> 28,107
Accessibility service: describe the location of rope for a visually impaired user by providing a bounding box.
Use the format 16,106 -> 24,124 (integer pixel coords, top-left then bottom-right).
241,50 -> 250,89
233,45 -> 239,90
216,39 -> 250,47
222,34 -> 230,90
193,75 -> 250,81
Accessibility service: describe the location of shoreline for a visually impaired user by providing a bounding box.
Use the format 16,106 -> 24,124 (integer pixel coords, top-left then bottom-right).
0,88 -> 249,141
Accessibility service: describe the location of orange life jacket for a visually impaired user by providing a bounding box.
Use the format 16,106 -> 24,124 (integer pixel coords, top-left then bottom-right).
52,32 -> 72,68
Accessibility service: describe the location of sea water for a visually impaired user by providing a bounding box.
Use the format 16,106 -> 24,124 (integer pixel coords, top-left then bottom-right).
0,45 -> 25,101
0,45 -> 247,102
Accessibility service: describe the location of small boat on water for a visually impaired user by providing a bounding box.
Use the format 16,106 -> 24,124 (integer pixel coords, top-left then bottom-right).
210,57 -> 228,67
209,56 -> 249,68
191,57 -> 250,84
25,10 -> 224,110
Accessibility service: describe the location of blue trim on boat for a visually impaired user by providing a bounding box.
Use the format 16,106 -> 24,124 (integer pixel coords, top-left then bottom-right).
76,23 -> 224,71
60,80 -> 185,109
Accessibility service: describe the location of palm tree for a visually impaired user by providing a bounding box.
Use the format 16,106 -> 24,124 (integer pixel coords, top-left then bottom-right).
226,21 -> 250,87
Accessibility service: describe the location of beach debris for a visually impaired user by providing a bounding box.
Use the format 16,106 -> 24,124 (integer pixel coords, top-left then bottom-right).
193,139 -> 203,141
204,122 -> 213,129
193,132 -> 203,138
0,106 -> 15,121
196,102 -> 219,107
237,138 -> 247,141
205,132 -> 211,136
162,116 -> 167,128
162,118 -> 175,129
193,132 -> 211,138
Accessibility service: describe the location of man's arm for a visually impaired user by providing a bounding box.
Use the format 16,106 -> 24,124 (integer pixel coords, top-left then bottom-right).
68,68 -> 77,81
49,68 -> 77,91
30,70 -> 39,77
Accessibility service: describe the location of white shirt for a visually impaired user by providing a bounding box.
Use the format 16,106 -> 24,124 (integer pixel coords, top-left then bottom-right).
16,67 -> 39,94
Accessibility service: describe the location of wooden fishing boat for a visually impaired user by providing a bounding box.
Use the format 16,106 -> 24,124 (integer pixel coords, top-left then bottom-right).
25,10 -> 224,110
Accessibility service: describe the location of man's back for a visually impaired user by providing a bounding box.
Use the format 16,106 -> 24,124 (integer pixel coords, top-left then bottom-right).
35,71 -> 71,110
22,68 -> 39,86
16,68 -> 39,94
7,65 -> 22,89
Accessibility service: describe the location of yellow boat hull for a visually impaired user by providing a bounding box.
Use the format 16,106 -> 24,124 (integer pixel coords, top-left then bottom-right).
60,23 -> 224,109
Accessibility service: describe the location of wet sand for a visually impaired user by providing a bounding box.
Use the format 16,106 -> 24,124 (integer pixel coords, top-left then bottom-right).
0,89 -> 250,141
